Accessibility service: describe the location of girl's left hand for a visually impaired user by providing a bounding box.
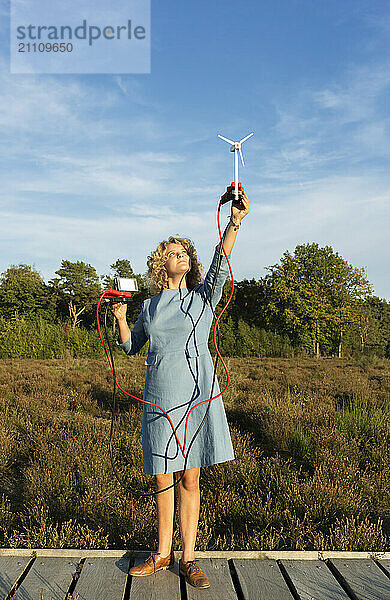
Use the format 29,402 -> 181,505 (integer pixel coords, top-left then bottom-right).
231,190 -> 250,224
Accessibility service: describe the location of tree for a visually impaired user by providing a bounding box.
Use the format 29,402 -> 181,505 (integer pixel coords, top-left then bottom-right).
355,296 -> 390,356
101,258 -> 149,324
0,264 -> 54,321
225,278 -> 269,329
49,260 -> 101,328
262,243 -> 374,357
101,259 -> 136,289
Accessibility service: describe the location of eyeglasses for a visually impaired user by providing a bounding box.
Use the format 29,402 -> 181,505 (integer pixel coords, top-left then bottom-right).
165,250 -> 188,260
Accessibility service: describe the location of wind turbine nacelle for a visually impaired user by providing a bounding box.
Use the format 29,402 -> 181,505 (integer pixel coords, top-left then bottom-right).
218,131 -> 254,176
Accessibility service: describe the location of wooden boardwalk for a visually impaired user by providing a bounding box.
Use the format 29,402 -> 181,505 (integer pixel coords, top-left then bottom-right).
1,549 -> 390,600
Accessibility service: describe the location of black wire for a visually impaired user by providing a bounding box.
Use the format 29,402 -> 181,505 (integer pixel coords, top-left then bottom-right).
182,235 -> 226,473
104,304 -> 186,497
103,216 -> 228,498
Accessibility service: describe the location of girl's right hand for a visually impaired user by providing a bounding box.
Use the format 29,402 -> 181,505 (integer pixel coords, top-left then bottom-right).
111,302 -> 127,322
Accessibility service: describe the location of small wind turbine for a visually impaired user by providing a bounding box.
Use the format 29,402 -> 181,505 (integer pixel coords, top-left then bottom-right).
218,132 -> 254,201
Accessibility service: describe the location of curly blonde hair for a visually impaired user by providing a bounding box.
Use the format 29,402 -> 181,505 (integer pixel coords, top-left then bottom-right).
146,235 -> 205,296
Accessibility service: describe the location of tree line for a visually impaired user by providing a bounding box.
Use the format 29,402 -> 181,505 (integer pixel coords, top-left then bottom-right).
0,242 -> 388,359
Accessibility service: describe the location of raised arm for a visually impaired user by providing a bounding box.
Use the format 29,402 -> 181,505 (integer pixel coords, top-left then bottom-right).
201,189 -> 250,309
221,189 -> 250,254
201,243 -> 232,311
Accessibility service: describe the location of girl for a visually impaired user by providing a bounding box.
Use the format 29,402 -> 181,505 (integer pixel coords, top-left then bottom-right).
112,192 -> 250,589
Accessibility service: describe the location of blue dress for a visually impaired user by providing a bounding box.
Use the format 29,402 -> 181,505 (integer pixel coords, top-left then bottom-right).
117,244 -> 236,475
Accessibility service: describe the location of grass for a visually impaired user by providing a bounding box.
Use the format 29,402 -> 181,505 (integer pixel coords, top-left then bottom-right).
0,355 -> 389,552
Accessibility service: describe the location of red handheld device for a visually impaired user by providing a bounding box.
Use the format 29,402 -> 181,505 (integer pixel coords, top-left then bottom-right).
102,289 -> 133,302
220,182 -> 246,210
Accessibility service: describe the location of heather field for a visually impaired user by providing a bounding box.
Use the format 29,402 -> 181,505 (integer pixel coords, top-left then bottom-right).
0,355 -> 389,552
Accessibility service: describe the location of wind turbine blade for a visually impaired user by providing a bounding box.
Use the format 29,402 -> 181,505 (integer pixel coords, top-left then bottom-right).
239,132 -> 254,144
239,146 -> 245,167
218,134 -> 235,145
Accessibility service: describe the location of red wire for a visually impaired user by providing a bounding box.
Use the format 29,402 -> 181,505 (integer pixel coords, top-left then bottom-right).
96,294 -> 186,456
96,204 -> 234,460
182,205 -> 234,451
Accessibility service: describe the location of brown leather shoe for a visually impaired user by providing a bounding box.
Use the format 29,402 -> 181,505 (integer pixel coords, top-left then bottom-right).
129,548 -> 175,576
179,557 -> 210,588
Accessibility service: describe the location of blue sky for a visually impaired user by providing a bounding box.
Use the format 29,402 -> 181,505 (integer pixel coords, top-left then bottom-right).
1,0 -> 389,299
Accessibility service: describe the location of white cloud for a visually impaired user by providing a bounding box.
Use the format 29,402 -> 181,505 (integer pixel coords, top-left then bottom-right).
0,209 -> 217,280
0,38 -> 389,301
1,171 -> 389,301
113,76 -> 160,111
312,63 -> 390,125
260,58 -> 390,192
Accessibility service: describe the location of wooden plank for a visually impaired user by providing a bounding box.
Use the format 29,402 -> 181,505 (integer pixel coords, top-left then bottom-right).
232,558 -> 294,600
129,552 -> 180,600
181,559 -> 237,600
280,559 -> 351,600
74,556 -> 130,600
0,557 -> 31,599
329,558 -> 390,600
12,557 -> 79,600
1,549 -> 390,560
378,559 -> 390,577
